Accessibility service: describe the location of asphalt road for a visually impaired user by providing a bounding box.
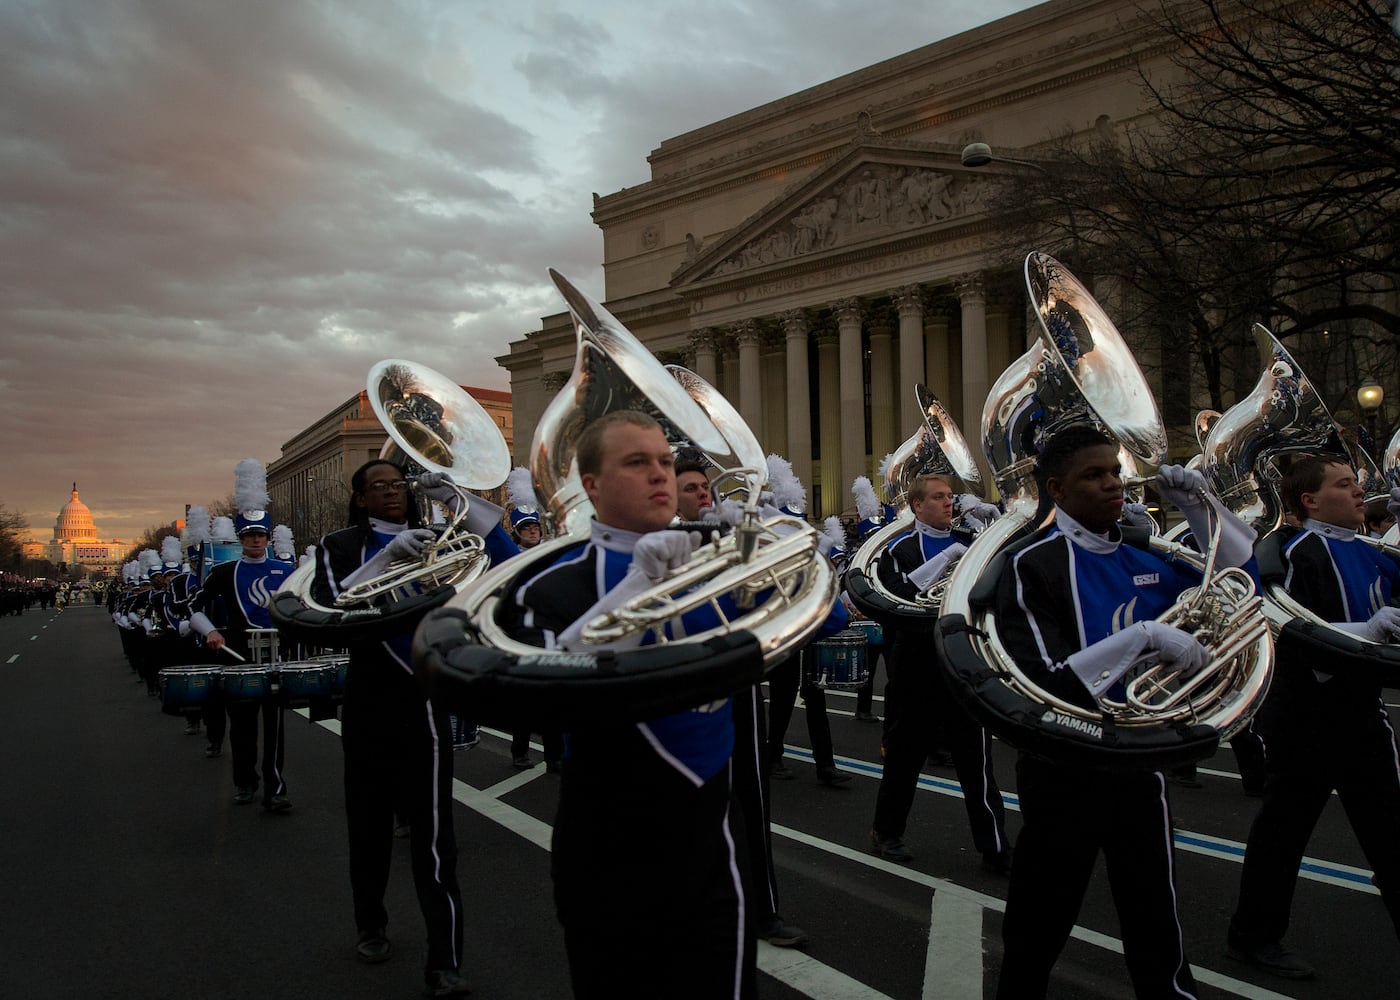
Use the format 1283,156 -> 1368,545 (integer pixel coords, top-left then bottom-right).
3,604 -> 1398,999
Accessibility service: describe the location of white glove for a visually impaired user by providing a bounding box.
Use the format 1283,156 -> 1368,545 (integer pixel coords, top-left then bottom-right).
415,471 -> 458,504
1365,606 -> 1400,643
385,528 -> 436,561
1141,620 -> 1210,677
1389,487 -> 1400,525
1121,502 -> 1155,529
1156,465 -> 1206,510
1066,620 -> 1208,695
178,619 -> 192,637
632,530 -> 699,581
958,494 -> 1001,522
698,499 -> 745,526
907,542 -> 967,591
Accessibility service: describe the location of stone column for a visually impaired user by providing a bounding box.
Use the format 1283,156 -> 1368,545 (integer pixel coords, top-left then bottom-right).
733,319 -> 763,435
958,274 -> 989,473
894,284 -> 926,433
869,321 -> 896,463
986,300 -> 1012,392
924,312 -> 952,411
816,329 -> 842,517
834,297 -> 868,497
781,310 -> 814,492
760,327 -> 786,461
689,328 -> 718,386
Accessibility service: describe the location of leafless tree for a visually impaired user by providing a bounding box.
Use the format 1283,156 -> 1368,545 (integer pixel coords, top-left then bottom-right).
978,0 -> 1399,441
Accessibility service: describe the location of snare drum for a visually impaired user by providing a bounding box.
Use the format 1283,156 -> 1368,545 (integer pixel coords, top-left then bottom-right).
848,618 -> 884,647
158,665 -> 222,715
804,630 -> 869,690
219,665 -> 271,703
276,660 -> 335,707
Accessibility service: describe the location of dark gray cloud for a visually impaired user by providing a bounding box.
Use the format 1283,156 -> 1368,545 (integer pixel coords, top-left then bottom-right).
0,0 -> 1038,544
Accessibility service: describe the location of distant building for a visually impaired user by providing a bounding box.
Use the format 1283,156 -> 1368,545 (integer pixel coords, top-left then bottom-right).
266,384 -> 512,546
21,484 -> 131,578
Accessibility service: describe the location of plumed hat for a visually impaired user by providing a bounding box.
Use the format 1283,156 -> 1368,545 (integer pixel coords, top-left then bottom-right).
211,516 -> 237,543
185,506 -> 212,559
852,475 -> 885,540
271,524 -> 295,560
233,458 -> 271,536
765,453 -> 806,518
505,466 -> 540,532
159,535 -> 184,572
822,515 -> 847,565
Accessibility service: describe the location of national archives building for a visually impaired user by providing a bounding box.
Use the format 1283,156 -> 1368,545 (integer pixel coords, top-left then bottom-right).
499,0 -> 1189,518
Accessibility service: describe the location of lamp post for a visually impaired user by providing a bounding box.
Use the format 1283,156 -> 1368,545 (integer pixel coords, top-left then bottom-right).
961,142 -> 1078,265
1357,378 -> 1385,453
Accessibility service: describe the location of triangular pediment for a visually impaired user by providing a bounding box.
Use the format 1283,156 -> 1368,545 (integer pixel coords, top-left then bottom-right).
671,140 -> 996,288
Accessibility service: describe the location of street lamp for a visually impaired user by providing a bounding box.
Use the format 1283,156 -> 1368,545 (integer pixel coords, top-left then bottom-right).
1357,378 -> 1384,451
961,142 -> 1078,264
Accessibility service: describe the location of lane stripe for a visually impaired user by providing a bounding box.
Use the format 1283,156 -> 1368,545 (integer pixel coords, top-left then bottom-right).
6,654 -> 17,663
780,744 -> 1377,894
924,891 -> 984,999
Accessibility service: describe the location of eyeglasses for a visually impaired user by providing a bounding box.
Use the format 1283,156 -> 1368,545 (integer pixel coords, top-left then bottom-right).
364,480 -> 409,495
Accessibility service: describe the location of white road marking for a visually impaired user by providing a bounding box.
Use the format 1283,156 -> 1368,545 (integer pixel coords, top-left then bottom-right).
923,891 -> 983,998
757,942 -> 896,1000
6,654 -> 17,663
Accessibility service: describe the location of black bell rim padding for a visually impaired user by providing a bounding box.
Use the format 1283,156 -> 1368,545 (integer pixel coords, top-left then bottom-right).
412,607 -> 766,729
937,614 -> 1221,771
1255,526 -> 1400,686
933,514 -> 1222,772
268,585 -> 455,645
844,565 -> 938,630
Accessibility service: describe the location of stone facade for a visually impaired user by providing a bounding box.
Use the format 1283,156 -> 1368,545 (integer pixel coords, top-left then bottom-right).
499,0 -> 1188,517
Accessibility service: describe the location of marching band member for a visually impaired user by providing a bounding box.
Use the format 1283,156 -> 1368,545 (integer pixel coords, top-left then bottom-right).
1228,457 -> 1400,980
762,456 -> 849,787
509,411 -> 847,998
991,425 -> 1255,999
867,472 -> 1010,871
309,458 -> 515,998
187,460 -> 296,811
850,476 -> 893,724
504,466 -> 558,770
150,535 -> 202,735
680,454 -> 810,950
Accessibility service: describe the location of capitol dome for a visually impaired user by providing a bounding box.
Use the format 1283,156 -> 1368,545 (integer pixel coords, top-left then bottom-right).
54,483 -> 98,542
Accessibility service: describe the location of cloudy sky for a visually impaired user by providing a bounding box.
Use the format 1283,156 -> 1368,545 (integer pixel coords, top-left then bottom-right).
1,0 -> 1042,542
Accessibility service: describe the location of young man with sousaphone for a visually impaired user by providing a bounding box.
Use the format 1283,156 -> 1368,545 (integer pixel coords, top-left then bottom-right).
991,424 -> 1259,1000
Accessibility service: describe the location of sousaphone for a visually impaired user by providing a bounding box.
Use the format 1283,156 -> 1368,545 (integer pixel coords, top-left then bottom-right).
412,270 -> 837,728
269,359 -> 511,643
936,252 -> 1273,770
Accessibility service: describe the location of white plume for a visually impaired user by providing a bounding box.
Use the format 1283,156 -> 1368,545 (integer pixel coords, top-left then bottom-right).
299,544 -> 315,568
822,515 -> 847,553
186,506 -> 211,545
272,524 -> 294,555
211,516 -> 237,542
852,476 -> 882,520
506,466 -> 537,510
765,453 -> 806,509
877,452 -> 896,483
124,561 -> 139,583
139,549 -> 161,574
160,535 -> 182,566
233,458 -> 269,511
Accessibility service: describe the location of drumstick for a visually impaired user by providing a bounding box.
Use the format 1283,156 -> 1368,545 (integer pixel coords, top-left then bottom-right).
220,646 -> 247,663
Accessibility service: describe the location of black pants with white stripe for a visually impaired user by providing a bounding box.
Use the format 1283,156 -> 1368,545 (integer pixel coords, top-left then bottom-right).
732,684 -> 781,927
341,662 -> 463,974
872,640 -> 1007,855
227,697 -> 285,800
1230,665 -> 1400,949
997,757 -> 1197,1000
552,730 -> 755,1000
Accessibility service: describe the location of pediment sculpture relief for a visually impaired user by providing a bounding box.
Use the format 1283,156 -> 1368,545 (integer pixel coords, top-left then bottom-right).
710,166 -> 994,277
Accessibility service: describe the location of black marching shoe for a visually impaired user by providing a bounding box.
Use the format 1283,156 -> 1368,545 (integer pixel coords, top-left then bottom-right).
816,767 -> 851,787
869,831 -> 913,863
759,914 -> 808,948
981,847 -> 1013,875
204,743 -> 222,758
768,760 -> 795,781
853,710 -> 881,723
1227,938 -> 1315,980
424,968 -> 472,996
263,794 -> 292,814
355,928 -> 392,964
232,786 -> 256,805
